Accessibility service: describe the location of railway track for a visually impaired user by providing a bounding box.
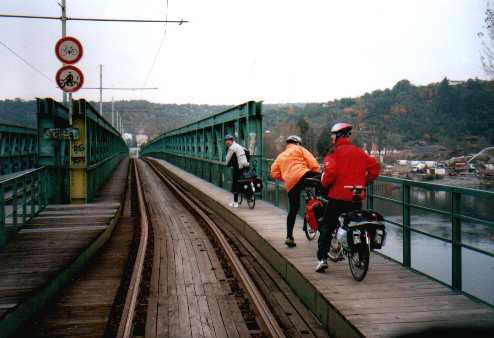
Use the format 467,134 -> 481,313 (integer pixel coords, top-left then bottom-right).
141,158 -> 286,338
141,158 -> 328,338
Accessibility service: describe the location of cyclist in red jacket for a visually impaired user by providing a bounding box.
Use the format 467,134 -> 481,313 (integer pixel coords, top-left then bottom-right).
316,123 -> 380,272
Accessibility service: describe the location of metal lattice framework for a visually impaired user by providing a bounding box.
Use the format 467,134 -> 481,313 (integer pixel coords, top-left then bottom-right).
0,124 -> 37,176
140,101 -> 263,188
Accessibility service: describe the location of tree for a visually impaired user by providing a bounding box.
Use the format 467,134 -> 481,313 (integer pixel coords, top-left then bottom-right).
316,130 -> 331,158
297,117 -> 316,153
479,3 -> 494,78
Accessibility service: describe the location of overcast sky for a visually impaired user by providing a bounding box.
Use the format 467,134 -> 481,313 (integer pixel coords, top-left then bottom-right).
0,0 -> 490,104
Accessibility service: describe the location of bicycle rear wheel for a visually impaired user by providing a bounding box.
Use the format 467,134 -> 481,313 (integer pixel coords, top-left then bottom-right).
348,241 -> 370,281
247,194 -> 255,209
303,218 -> 317,241
328,230 -> 343,262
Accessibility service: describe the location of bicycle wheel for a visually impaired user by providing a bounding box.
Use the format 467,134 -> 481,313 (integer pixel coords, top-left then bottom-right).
247,194 -> 255,209
238,193 -> 243,205
347,240 -> 370,281
328,230 -> 343,262
303,217 -> 317,241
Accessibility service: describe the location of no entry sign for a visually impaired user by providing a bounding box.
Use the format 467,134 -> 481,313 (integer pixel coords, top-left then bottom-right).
56,65 -> 84,93
55,36 -> 83,64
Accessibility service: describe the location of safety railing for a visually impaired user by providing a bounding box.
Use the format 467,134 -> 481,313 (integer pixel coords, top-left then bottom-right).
0,167 -> 47,248
367,176 -> 494,305
0,123 -> 38,176
261,157 -> 494,306
141,100 -> 264,174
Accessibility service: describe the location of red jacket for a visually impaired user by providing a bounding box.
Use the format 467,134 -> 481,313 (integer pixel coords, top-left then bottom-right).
321,138 -> 380,201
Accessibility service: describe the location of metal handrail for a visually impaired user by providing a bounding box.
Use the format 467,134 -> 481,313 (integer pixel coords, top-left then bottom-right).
0,166 -> 47,247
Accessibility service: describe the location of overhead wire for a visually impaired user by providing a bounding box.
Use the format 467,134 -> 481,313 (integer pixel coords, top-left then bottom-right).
141,0 -> 170,94
0,39 -> 53,83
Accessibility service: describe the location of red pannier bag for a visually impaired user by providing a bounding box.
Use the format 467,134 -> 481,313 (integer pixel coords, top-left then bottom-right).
305,198 -> 325,231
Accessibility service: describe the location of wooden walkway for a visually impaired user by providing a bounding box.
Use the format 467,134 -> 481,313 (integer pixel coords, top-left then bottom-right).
0,159 -> 129,336
137,160 -> 251,338
152,158 -> 494,338
14,158 -> 131,338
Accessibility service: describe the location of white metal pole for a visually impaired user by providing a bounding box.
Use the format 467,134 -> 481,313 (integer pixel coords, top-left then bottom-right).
99,64 -> 103,115
116,111 -> 119,131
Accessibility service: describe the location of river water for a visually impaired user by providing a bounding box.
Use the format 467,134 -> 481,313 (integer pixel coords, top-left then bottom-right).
372,182 -> 494,305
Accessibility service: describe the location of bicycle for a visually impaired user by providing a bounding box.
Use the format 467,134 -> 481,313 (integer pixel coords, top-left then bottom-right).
237,168 -> 263,209
327,186 -> 386,281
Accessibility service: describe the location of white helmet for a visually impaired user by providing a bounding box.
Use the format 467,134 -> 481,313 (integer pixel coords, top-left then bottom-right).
330,122 -> 353,134
286,135 -> 302,144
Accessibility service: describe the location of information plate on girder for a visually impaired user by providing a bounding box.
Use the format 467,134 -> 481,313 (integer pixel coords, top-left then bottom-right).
44,127 -> 80,140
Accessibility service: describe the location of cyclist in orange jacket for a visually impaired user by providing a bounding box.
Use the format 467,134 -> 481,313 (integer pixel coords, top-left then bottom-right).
316,123 -> 380,272
271,136 -> 320,247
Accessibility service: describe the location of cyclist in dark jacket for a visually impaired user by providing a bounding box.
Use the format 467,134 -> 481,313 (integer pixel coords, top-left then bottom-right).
316,123 -> 380,272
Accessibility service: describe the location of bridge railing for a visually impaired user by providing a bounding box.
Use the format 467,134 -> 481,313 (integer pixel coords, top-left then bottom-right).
367,176 -> 494,305
0,166 -> 47,247
0,123 -> 38,175
140,101 -> 263,186
260,157 -> 493,305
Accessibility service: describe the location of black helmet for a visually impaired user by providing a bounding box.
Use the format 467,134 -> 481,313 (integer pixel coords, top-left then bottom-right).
224,134 -> 234,141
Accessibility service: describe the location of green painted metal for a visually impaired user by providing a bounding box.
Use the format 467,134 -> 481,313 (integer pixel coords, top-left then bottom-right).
0,123 -> 37,175
0,167 -> 47,248
71,99 -> 128,202
140,101 -> 263,189
451,191 -> 462,291
367,176 -> 494,304
36,98 -> 70,204
402,184 -> 411,268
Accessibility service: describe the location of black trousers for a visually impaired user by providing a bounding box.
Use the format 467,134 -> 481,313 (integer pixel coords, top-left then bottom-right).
286,171 -> 320,239
317,199 -> 361,260
231,168 -> 245,202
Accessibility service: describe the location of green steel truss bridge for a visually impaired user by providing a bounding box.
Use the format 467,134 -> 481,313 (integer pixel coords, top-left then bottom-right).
0,99 -> 492,338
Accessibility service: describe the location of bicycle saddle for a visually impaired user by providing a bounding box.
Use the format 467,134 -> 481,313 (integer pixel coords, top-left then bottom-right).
304,177 -> 322,188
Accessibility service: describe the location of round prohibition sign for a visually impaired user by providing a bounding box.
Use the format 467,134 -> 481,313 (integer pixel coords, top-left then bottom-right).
55,36 -> 83,64
56,65 -> 84,93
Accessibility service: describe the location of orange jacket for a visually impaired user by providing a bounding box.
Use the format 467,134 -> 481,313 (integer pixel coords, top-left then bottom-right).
271,144 -> 320,192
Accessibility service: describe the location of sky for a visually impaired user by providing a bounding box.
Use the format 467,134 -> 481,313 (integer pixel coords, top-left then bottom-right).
0,0 -> 490,104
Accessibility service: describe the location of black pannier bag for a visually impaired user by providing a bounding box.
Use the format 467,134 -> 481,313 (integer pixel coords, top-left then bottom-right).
340,210 -> 386,250
238,168 -> 263,194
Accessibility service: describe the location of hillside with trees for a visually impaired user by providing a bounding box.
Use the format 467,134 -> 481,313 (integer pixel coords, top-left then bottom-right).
1,78 -> 493,161
262,78 -> 494,159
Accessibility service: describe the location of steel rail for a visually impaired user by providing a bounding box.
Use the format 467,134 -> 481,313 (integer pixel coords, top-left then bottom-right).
144,158 -> 286,338
116,159 -> 149,338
